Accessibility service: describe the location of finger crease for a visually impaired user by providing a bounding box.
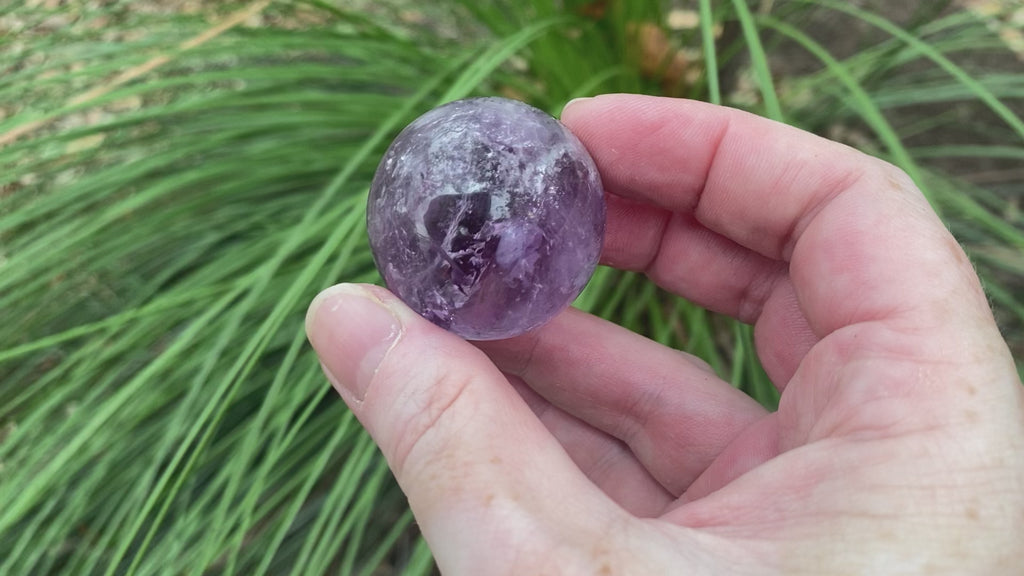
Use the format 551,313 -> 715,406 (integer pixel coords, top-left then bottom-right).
690,113 -> 733,218
621,383 -> 664,450
391,373 -> 473,479
737,261 -> 788,324
783,161 -> 869,261
642,209 -> 675,275
514,332 -> 544,379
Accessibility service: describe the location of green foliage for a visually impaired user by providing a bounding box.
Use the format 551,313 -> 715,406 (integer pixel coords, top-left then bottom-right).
1,0 -> 1021,573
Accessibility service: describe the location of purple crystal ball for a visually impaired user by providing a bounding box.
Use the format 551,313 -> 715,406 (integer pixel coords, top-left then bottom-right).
367,97 -> 606,340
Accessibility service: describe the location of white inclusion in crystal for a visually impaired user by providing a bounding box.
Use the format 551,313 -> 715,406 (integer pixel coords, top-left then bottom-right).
412,195 -> 432,238
461,180 -> 483,195
490,188 -> 510,220
457,175 -> 509,221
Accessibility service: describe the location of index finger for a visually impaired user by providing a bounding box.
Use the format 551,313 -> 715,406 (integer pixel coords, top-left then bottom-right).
562,94 -> 994,339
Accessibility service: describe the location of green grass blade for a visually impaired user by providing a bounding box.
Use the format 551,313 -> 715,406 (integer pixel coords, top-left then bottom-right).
757,15 -> 926,188
810,0 -> 1024,142
730,0 -> 783,120
440,15 -> 573,103
700,0 -> 721,105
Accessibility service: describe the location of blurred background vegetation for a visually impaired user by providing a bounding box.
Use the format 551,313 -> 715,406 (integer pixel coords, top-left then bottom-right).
1,0 -> 1022,573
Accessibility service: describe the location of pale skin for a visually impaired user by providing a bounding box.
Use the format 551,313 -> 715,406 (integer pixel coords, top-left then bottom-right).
306,94 -> 1024,574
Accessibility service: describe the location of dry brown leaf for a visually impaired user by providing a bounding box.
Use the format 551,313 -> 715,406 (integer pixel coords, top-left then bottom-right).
631,22 -> 692,95
577,0 -> 608,20
667,9 -> 699,30
958,0 -> 1024,59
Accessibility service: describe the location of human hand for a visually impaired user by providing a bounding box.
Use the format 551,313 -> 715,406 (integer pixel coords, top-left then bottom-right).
306,94 -> 1024,574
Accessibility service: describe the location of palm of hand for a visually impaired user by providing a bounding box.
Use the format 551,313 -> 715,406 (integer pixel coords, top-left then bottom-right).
308,95 -> 1024,574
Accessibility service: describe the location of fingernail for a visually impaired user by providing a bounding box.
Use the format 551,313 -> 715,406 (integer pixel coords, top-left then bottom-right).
561,96 -> 593,117
306,284 -> 403,401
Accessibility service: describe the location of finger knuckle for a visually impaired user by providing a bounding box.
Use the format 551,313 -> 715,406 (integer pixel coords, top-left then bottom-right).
386,364 -> 477,480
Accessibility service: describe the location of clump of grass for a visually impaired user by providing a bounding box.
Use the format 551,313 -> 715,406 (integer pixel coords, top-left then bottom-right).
1,0 -> 1021,573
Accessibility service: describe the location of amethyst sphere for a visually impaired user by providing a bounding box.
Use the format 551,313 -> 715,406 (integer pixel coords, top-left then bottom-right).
367,97 -> 606,340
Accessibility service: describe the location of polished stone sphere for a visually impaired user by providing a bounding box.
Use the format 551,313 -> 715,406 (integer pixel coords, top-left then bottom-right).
367,97 -> 605,340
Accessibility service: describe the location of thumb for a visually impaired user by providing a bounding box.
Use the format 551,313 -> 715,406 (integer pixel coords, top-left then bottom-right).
305,283 -> 619,573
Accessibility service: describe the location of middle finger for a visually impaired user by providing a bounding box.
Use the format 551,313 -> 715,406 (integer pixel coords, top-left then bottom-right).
478,308 -> 767,496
